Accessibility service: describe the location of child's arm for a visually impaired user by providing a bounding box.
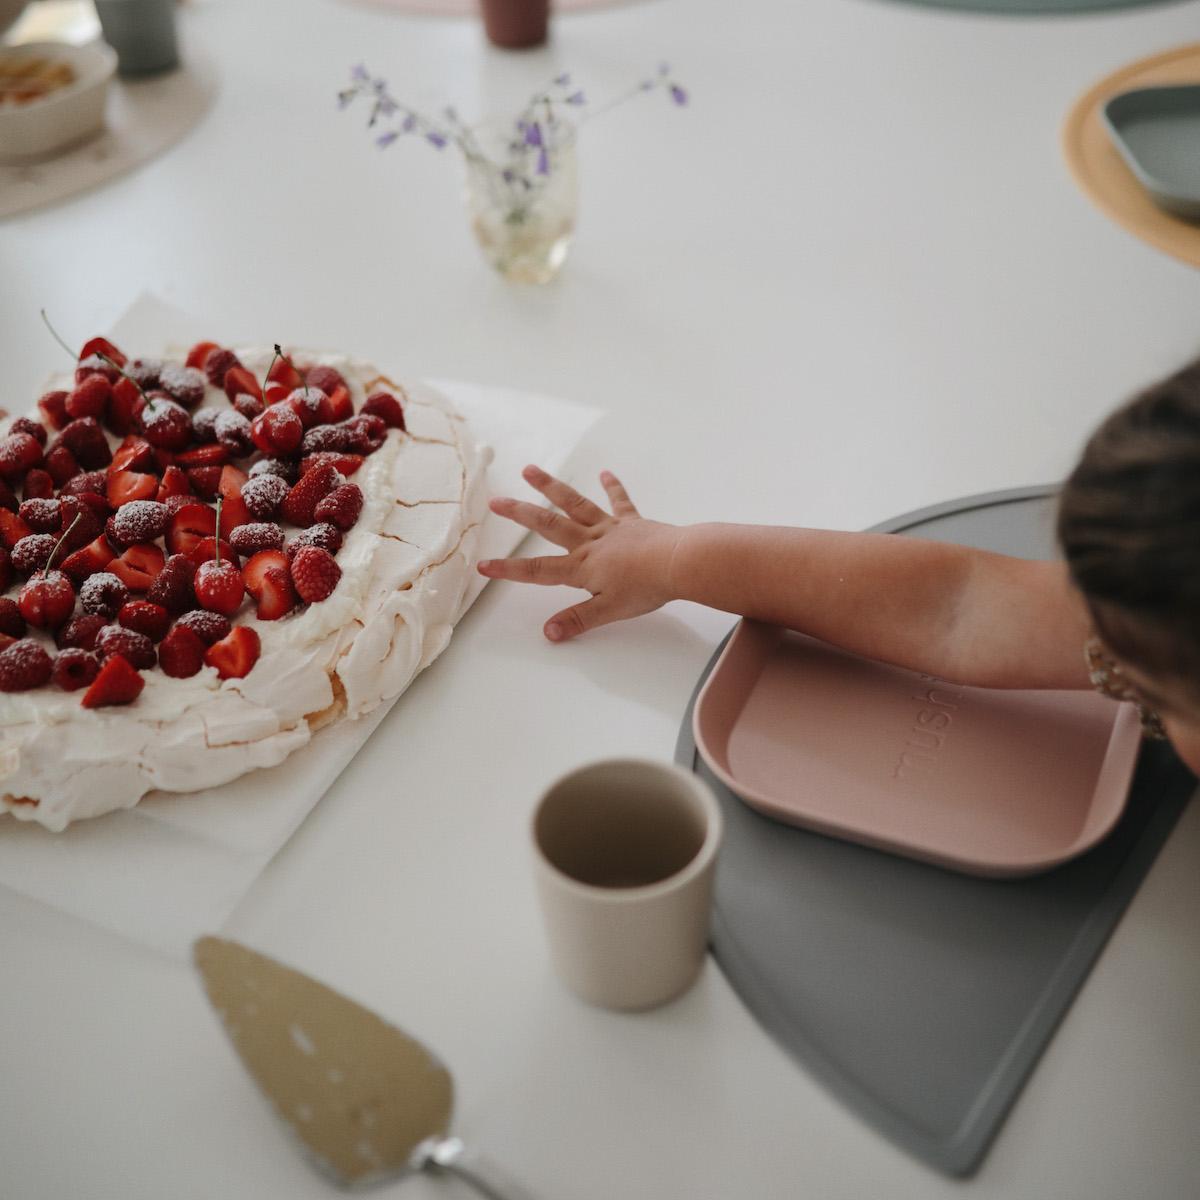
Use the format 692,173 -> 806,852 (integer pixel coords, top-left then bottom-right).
478,466 -> 1093,690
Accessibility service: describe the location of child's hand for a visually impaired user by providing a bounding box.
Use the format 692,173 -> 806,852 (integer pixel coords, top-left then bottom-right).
478,465 -> 681,642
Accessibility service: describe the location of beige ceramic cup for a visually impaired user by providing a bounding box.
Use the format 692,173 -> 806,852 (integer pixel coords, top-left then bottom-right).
532,759 -> 723,1011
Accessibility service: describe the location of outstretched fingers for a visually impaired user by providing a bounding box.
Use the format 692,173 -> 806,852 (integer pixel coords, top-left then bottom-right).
522,465 -> 607,526
599,470 -> 639,517
544,597 -> 615,642
489,496 -> 585,549
477,553 -> 575,586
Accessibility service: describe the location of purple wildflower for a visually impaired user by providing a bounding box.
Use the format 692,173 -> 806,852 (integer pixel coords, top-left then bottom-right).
669,84 -> 688,106
376,130 -> 399,148
426,131 -> 447,149
566,91 -> 586,105
402,113 -> 417,133
524,121 -> 543,148
536,147 -> 549,175
352,63 -> 370,82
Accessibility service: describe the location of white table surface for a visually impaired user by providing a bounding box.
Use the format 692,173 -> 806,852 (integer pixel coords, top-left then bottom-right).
3,1 -> 1200,1197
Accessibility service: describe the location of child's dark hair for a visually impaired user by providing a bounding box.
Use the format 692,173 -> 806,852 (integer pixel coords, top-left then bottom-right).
1057,357 -> 1200,699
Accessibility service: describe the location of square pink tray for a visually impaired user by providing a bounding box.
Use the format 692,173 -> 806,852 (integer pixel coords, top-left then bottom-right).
693,621 -> 1143,877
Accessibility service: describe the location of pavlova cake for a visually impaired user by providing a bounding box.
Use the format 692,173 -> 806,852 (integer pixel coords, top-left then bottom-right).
0,335 -> 488,830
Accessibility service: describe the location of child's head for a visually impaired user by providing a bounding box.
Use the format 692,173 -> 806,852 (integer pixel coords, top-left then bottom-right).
1058,358 -> 1200,767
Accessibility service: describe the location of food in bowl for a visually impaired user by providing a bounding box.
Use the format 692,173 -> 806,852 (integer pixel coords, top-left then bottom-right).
0,55 -> 77,107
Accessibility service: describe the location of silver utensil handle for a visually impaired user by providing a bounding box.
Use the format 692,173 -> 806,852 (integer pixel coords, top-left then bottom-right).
414,1136 -> 538,1200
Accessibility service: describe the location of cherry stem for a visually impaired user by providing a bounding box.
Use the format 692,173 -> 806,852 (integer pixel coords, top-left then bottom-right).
213,496 -> 223,566
45,513 -> 82,576
39,309 -> 153,408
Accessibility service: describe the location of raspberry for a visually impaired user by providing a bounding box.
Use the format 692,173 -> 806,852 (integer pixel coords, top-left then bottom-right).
158,625 -> 207,678
290,545 -> 341,603
312,483 -> 363,532
11,534 -> 58,575
18,499 -> 62,533
305,365 -> 346,395
240,474 -> 289,520
301,424 -> 350,455
362,391 -> 406,430
341,413 -> 387,455
111,500 -> 169,545
126,358 -> 162,389
214,410 -> 254,458
249,457 -> 297,483
10,417 -> 47,446
58,418 -> 111,470
56,612 -> 106,651
0,432 -> 43,480
0,639 -> 52,692
158,364 -> 205,409
203,347 -> 241,387
146,553 -> 196,614
94,625 -> 156,670
191,408 -> 220,444
118,599 -> 171,642
104,515 -> 128,552
232,393 -> 264,420
59,470 -> 107,499
285,522 -> 343,560
175,609 -> 231,645
66,375 -> 111,421
22,469 -> 54,501
43,445 -> 79,487
52,648 -> 100,692
228,522 -> 285,556
80,571 -> 130,618
38,390 -> 70,430
140,397 -> 192,451
0,597 -> 25,638
280,462 -> 340,528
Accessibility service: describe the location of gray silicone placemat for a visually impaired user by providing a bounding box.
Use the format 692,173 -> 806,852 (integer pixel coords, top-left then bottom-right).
885,0 -> 1175,13
675,485 -> 1195,1176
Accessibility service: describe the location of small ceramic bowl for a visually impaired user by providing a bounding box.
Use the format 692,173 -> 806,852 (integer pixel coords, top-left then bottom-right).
0,40 -> 117,164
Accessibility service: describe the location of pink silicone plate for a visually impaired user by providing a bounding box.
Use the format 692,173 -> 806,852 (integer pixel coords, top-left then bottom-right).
693,621 -> 1143,877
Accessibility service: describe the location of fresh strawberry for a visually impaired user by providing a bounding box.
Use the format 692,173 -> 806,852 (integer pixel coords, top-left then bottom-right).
110,499 -> 169,545
139,397 -> 192,451
185,340 -> 220,370
362,390 -> 406,430
313,483 -> 363,532
0,639 -> 53,692
37,390 -> 70,430
18,570 -> 76,629
108,543 -> 166,593
0,432 -> 44,481
94,625 -> 156,670
176,443 -> 229,467
157,625 -> 207,678
166,502 -> 217,555
79,571 -> 129,617
222,366 -> 262,403
240,473 -> 289,519
79,336 -> 126,368
174,609 -> 230,645
280,462 -> 339,528
204,625 -> 260,680
317,383 -> 354,425
0,634 -> 15,653
252,565 -> 296,620
0,510 -> 32,550
81,653 -> 144,708
242,549 -> 288,596
59,470 -> 108,500
304,364 -> 344,394
44,445 -> 80,487
218,464 -> 249,499
203,347 -> 241,387
118,600 -> 171,642
156,465 -> 192,500
187,536 -> 239,570
107,470 -> 158,508
285,522 -> 343,560
19,498 -> 62,533
228,522 -> 284,556
290,545 -> 341,604
264,381 -> 292,408
250,405 -> 303,455
185,466 -> 223,500
110,435 -> 156,475
107,376 -> 145,436
66,375 -> 111,421
58,418 -> 111,469
22,469 -> 54,501
55,612 -> 106,651
146,553 -> 196,614
51,648 -> 100,692
0,596 -> 22,637
194,557 -> 245,617
60,535 -> 115,582
267,356 -> 303,388
10,418 -> 47,446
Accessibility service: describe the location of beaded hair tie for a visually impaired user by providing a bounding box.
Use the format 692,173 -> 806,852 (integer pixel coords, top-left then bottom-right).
1084,636 -> 1167,740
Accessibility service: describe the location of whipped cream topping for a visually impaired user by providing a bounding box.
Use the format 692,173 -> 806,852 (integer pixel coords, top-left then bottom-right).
0,350 -> 490,830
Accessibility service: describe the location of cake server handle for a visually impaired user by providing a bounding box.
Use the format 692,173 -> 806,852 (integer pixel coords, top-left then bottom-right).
410,1135 -> 539,1200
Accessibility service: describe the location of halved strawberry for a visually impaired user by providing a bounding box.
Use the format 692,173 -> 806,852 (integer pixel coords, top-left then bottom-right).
107,376 -> 145,436
176,443 -> 230,468
108,543 -> 166,593
243,549 -> 288,596
253,565 -> 297,620
204,625 -> 260,680
156,465 -> 192,500
264,381 -> 292,408
110,436 -> 156,475
79,336 -> 126,368
317,384 -> 354,425
185,465 -> 223,500
223,366 -> 262,403
60,535 -> 115,582
81,653 -> 144,708
38,391 -> 70,431
187,537 -> 240,570
267,356 -> 303,388
166,502 -> 217,555
299,452 -> 363,478
185,340 -> 219,370
107,470 -> 158,508
0,510 -> 32,550
216,494 -> 250,540
218,464 -> 249,500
